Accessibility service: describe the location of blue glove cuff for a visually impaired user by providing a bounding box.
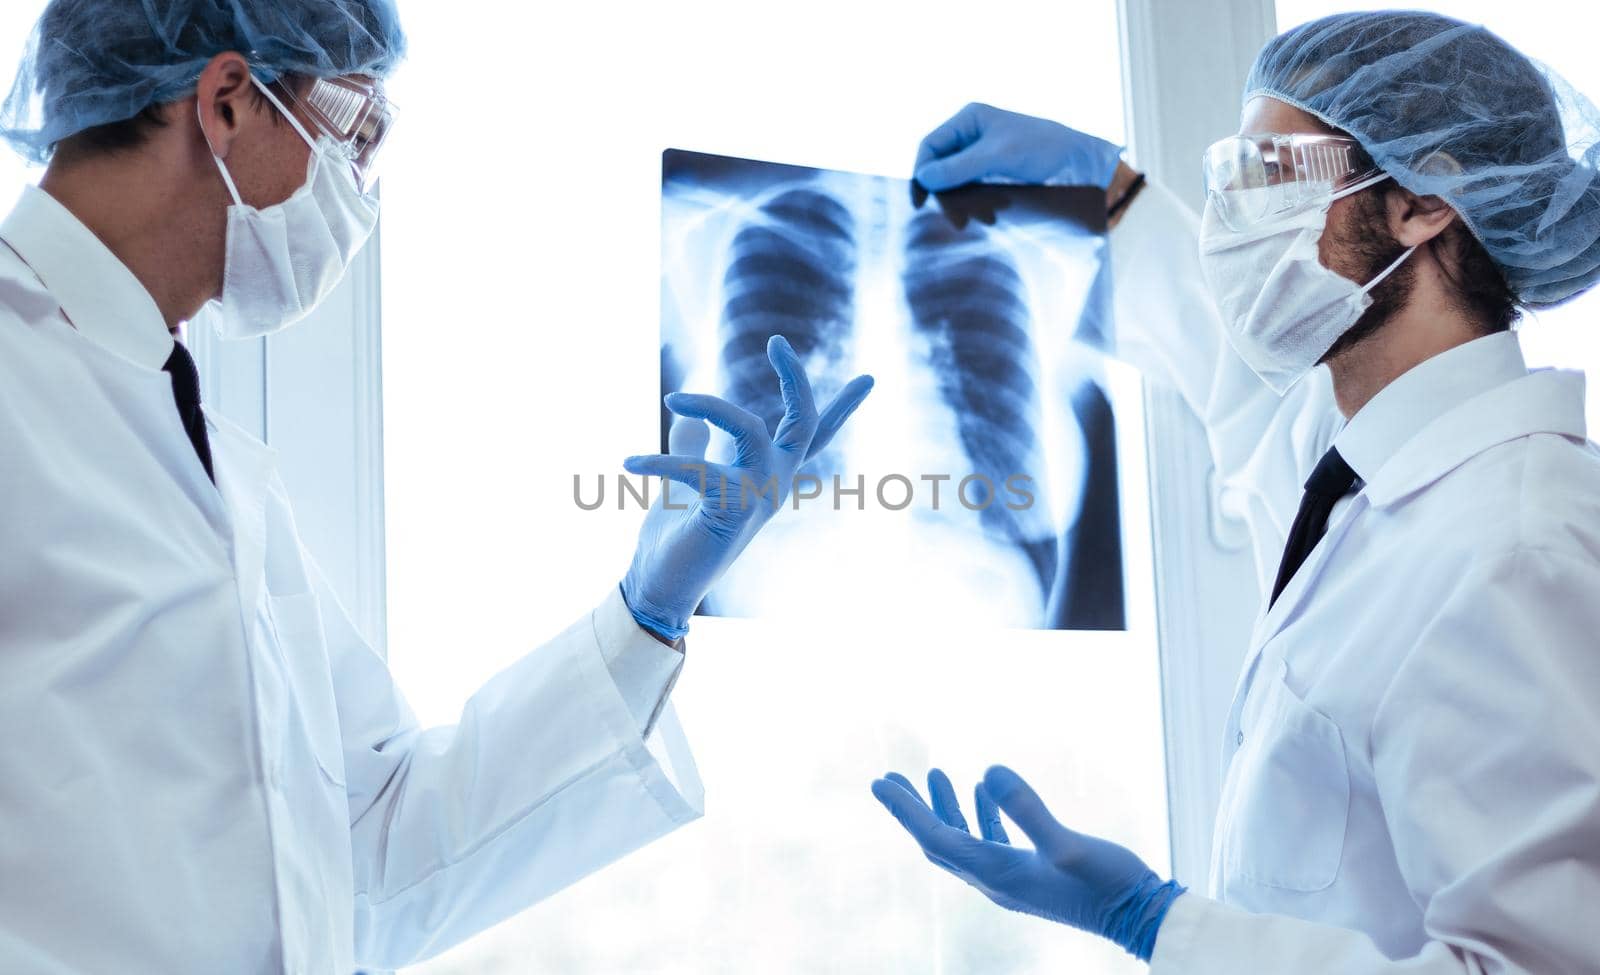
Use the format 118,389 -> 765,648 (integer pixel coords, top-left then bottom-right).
1106,875 -> 1187,962
618,582 -> 690,642
1048,137 -> 1125,191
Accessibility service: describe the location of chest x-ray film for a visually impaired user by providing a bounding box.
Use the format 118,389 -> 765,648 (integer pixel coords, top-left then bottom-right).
660,149 -> 1125,630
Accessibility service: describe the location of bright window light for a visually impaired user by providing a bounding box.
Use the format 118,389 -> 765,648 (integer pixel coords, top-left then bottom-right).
380,3 -> 1162,973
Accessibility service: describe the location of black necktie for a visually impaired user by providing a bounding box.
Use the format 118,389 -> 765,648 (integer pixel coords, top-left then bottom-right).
1269,446 -> 1357,608
162,341 -> 215,483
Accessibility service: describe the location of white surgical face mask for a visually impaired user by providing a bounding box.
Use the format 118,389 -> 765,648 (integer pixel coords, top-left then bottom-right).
199,81 -> 380,340
1197,188 -> 1416,394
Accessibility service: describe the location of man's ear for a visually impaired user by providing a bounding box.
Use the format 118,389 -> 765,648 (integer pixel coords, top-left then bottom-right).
194,52 -> 257,161
1385,184 -> 1458,248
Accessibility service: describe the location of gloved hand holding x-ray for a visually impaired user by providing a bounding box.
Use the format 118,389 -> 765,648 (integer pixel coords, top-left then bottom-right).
914,102 -> 1124,192
622,335 -> 874,642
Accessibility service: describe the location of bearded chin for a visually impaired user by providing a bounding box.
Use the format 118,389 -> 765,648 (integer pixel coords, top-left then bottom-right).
1318,198 -> 1416,365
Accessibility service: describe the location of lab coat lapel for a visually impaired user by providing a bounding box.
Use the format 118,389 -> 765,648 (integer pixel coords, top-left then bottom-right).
204,408 -> 277,621
1251,493 -> 1365,648
1225,493 -> 1367,724
1220,368 -> 1588,745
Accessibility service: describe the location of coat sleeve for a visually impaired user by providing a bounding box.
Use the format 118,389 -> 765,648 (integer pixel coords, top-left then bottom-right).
1149,547 -> 1600,973
1108,181 -> 1344,596
304,559 -> 705,970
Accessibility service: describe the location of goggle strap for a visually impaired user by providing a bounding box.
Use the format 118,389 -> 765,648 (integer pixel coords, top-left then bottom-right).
251,75 -> 320,153
1330,170 -> 1393,202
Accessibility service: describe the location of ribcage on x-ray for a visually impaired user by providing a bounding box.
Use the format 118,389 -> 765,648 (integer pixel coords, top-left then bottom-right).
667,149 -> 1123,629
900,212 -> 1058,597
719,189 -> 856,440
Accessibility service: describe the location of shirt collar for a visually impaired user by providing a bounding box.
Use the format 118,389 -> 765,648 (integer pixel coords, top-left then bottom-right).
1333,330 -> 1529,486
0,184 -> 174,370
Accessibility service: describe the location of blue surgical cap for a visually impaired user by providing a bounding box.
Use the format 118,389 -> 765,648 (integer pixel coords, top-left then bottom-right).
1246,11 -> 1600,308
1,0 -> 406,165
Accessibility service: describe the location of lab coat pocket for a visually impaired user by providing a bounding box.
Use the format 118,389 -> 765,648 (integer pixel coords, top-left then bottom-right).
1224,661 -> 1350,892
267,592 -> 348,788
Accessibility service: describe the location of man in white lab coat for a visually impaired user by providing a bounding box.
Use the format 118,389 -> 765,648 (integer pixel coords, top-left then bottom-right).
873,10 -> 1600,972
0,1 -> 870,972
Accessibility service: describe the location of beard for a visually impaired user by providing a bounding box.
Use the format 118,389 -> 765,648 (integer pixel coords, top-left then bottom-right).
1318,186 -> 1415,364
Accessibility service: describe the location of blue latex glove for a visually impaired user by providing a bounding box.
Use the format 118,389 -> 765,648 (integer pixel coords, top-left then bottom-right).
913,102 -> 1123,192
620,335 -> 873,641
872,765 -> 1186,962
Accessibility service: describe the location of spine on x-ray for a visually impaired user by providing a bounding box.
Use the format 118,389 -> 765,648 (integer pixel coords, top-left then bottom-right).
901,210 -> 1057,600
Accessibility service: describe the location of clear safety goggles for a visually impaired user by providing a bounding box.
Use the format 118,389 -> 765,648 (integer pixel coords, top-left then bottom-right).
268,75 -> 398,194
1203,133 -> 1389,232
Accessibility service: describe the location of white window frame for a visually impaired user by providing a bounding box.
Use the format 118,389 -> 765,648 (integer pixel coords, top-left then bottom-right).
232,0 -> 1280,891
1119,0 -> 1279,886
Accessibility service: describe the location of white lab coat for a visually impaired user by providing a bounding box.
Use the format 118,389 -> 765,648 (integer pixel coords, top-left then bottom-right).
0,186 -> 704,974
1108,182 -> 1600,972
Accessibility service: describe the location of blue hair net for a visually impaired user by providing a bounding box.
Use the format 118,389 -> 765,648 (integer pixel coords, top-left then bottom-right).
1246,11 -> 1600,307
1,0 -> 406,165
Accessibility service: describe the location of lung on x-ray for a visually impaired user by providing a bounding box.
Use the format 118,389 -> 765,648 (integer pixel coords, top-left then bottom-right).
660,149 -> 1124,631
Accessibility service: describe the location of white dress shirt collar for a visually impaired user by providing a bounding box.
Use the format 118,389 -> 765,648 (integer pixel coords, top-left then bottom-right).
1332,330 -> 1529,486
0,184 -> 174,370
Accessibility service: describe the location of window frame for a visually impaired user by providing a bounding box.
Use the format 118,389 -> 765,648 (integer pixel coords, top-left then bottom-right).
1119,0 -> 1279,886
